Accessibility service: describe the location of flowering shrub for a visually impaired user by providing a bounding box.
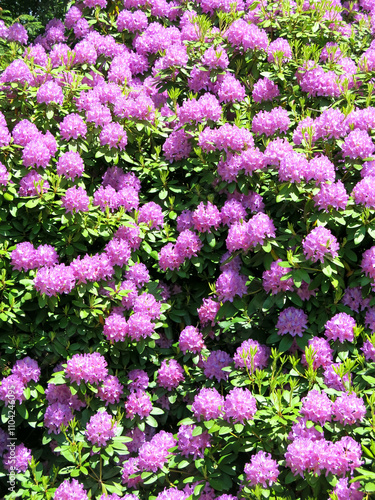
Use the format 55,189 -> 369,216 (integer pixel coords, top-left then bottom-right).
1,0 -> 375,499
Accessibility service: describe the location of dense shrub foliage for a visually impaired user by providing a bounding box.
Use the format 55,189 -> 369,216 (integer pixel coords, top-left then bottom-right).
1,0 -> 375,498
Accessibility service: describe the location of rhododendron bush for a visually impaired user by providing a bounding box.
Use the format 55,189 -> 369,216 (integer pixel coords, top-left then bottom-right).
1,0 -> 375,498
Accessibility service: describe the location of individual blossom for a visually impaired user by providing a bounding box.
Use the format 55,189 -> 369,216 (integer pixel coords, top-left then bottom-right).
65,352 -> 108,385
220,199 -> 247,226
252,107 -> 290,137
53,479 -> 88,500
125,389 -> 152,419
313,181 -> 349,212
362,246 -> 375,283
163,129 -> 192,162
305,155 -> 335,184
301,337 -> 333,369
333,392 -> 366,426
252,77 -> 279,103
121,457 -> 142,488
292,116 -> 318,145
191,388 -> 224,422
86,410 -> 117,447
267,37 -> 292,63
45,384 -> 84,411
244,451 -> 280,487
62,186 -> 90,214
324,313 -> 356,343
104,239 -> 131,267
352,177 -> 375,209
100,122 -> 128,150
138,431 -> 176,472
201,45 -> 229,69
56,151 -> 84,180
175,230 -> 202,259
138,201 -> 164,229
278,151 -> 309,183
262,259 -> 294,295
59,113 -> 87,141
0,375 -> 25,405
224,387 -> 257,424
19,170 -> 49,196
204,350 -> 232,382
12,357 -> 40,384
302,226 -> 339,263
192,202 -> 221,233
125,263 -> 150,288
197,298 -> 220,327
36,80 -> 64,105
7,23 -> 28,45
177,425 -> 211,459
0,163 -> 9,186
341,129 -> 375,159
44,403 -> 74,434
276,307 -> 308,337
10,242 -> 38,271
300,389 -> 332,426
362,335 -> 375,362
157,359 -> 184,390
331,478 -> 364,500
97,375 -> 123,405
217,73 -> 246,103
215,269 -> 247,303
342,286 -> 369,313
34,264 -> 76,297
3,444 -> 31,473
134,293 -> 161,320
103,312 -> 128,342
234,339 -> 270,373
22,139 -> 52,169
179,326 -> 205,354
127,312 -> 155,341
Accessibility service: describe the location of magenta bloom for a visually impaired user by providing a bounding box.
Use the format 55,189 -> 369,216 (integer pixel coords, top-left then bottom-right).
224,387 -> 257,424
262,259 -> 294,295
62,186 -> 90,213
215,269 -> 247,303
244,451 -> 279,487
125,389 -> 152,419
301,337 -> 333,369
3,444 -> 31,473
324,313 -> 356,343
56,151 -> 84,180
177,424 -> 211,459
302,226 -> 339,263
192,201 -> 221,233
0,375 -> 25,405
179,326 -> 205,354
65,352 -> 108,385
157,359 -> 184,390
233,339 -> 270,373
333,392 -> 366,426
86,410 -> 117,447
97,375 -> 123,405
204,350 -> 232,382
59,113 -> 87,140
12,357 -> 40,384
341,129 -> 375,159
44,402 -> 73,434
197,298 -> 220,327
191,388 -> 224,422
300,389 -> 332,426
276,307 -> 308,337
54,479 -> 88,500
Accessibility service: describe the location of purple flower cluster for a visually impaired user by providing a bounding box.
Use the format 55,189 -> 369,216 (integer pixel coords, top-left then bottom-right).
302,226 -> 339,263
